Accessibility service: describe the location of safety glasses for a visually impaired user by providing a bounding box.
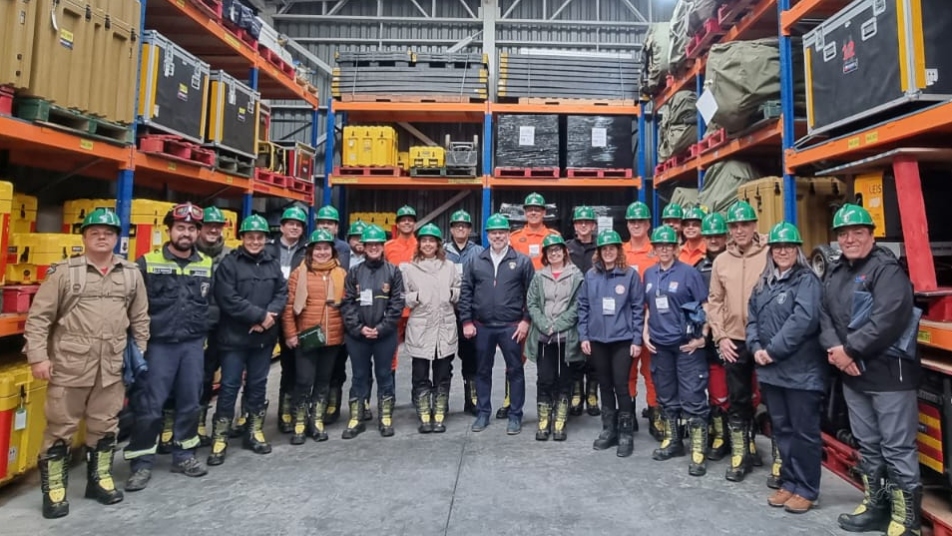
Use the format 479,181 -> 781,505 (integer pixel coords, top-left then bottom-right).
173,203 -> 204,222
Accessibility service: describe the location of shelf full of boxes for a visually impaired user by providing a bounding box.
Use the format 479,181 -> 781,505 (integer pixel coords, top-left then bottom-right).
777,0 -> 952,529
323,49 -> 643,238
0,0 -> 319,487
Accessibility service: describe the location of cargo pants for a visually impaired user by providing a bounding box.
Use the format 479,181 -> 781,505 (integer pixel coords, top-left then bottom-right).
42,375 -> 125,451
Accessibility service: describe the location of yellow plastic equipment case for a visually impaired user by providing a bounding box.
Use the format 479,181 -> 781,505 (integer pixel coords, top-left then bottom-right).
128,200 -> 174,260
103,0 -> 141,124
0,182 -> 14,284
221,209 -> 238,240
372,126 -> 398,166
6,233 -> 85,284
206,70 -> 260,159
736,176 -> 846,254
0,0 -> 37,89
24,0 -> 93,112
397,151 -> 409,172
12,193 -> 36,234
803,0 -> 952,135
138,30 -> 210,143
0,360 -> 44,485
410,146 -> 446,168
62,198 -> 115,234
342,126 -> 370,167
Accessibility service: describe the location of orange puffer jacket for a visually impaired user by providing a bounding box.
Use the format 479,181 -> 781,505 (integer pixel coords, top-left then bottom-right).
282,262 -> 347,346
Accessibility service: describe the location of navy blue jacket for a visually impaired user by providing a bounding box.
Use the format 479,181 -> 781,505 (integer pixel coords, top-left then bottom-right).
459,247 -> 534,326
340,258 -> 405,339
136,245 -> 212,344
445,240 -> 484,267
333,238 -> 351,270
747,265 -> 827,392
214,247 -> 288,350
578,263 -> 644,345
644,260 -> 707,347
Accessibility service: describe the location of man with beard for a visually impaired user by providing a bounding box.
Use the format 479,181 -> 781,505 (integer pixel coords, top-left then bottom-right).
125,203 -> 212,491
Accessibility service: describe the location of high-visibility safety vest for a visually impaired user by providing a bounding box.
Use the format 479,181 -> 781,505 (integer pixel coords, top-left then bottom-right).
141,248 -> 213,343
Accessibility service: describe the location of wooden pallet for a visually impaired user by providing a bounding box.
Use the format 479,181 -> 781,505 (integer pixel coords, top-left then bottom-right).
215,148 -> 255,177
0,86 -> 13,115
189,0 -> 222,20
333,166 -> 402,176
338,94 -> 480,103
253,168 -> 289,187
493,167 -> 560,179
717,0 -> 757,27
15,97 -> 133,143
516,97 -> 635,107
565,168 -> 633,179
139,134 -> 216,166
686,18 -> 727,60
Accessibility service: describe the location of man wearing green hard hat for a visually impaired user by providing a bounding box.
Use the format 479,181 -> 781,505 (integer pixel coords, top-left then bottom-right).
511,192 -> 560,271
315,205 -> 351,270
822,204 -> 922,535
345,220 -> 367,270
661,203 -> 684,237
444,209 -> 484,416
566,205 -> 602,418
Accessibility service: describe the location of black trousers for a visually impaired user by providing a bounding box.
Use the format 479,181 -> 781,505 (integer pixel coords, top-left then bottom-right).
279,337 -> 295,395
536,342 -> 578,403
200,337 -> 221,407
412,356 -> 453,392
724,339 -> 756,422
330,345 -> 349,388
762,384 -> 823,501
590,341 -> 633,414
293,345 -> 340,407
456,319 -> 478,380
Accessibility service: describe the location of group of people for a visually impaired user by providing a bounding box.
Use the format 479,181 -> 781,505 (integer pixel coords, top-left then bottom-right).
23,193 -> 924,536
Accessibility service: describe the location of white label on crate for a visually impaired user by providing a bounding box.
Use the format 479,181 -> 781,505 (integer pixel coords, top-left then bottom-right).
9,446 -> 16,462
597,216 -> 613,234
14,409 -> 26,431
119,237 -> 129,255
927,69 -> 939,86
696,89 -> 719,126
519,126 -> 535,146
591,128 -> 607,148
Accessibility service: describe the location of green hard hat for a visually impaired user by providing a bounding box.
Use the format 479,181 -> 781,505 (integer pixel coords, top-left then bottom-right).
484,213 -> 510,232
725,201 -> 758,223
316,205 -> 340,222
524,192 -> 546,208
81,208 -> 122,231
417,223 -> 443,241
596,229 -> 623,247
203,206 -> 227,224
361,224 -> 387,243
682,206 -> 706,221
572,206 -> 596,221
239,214 -> 269,235
833,203 -> 875,230
651,225 -> 679,245
396,205 -> 417,219
450,210 -> 472,225
347,220 -> 367,237
701,213 -> 728,236
661,203 -> 684,220
542,234 -> 566,249
309,228 -> 335,245
625,201 -> 651,221
768,222 -> 803,245
281,206 -> 308,224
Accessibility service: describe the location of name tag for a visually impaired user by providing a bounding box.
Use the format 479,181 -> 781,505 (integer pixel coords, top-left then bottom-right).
529,244 -> 541,258
359,289 -> 373,306
602,297 -> 616,316
655,295 -> 670,312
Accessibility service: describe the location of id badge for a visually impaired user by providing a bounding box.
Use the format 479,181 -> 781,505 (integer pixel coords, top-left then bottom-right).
281,266 -> 291,280
655,295 -> 670,312
602,297 -> 616,316
359,289 -> 373,306
529,244 -> 541,258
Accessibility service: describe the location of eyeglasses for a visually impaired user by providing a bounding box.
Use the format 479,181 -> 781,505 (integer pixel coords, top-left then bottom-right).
172,203 -> 204,223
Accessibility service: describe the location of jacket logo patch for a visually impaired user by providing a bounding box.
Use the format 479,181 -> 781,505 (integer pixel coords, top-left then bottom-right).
519,237 -> 527,243
777,292 -> 787,305
201,282 -> 210,297
615,285 -> 626,295
668,281 -> 679,292
508,261 -> 516,270
381,283 -> 390,294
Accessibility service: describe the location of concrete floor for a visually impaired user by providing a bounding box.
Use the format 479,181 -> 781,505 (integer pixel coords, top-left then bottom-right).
0,352 -> 863,536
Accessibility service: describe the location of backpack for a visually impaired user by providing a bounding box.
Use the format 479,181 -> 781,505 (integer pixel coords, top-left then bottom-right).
58,256 -> 138,320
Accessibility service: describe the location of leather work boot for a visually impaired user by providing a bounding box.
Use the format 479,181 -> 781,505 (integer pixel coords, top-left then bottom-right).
197,404 -> 211,447
38,440 -> 70,519
463,380 -> 478,416
707,408 -> 730,461
84,434 -> 124,505
207,416 -> 230,466
688,417 -> 708,476
616,412 -> 634,458
290,402 -> 308,445
242,409 -> 272,454
585,376 -> 600,416
725,419 -> 752,482
552,395 -> 569,442
324,386 -> 342,425
278,391 -> 293,434
416,389 -> 434,434
647,405 -> 665,442
768,488 -> 794,508
496,380 -> 512,419
592,409 -> 618,450
884,472 -> 923,536
536,400 -> 552,441
433,387 -> 449,433
838,464 -> 890,532
767,436 -> 782,489
378,396 -> 395,437
342,399 -> 367,439
157,408 -> 174,454
310,396 -> 329,442
569,379 -> 584,416
652,409 -> 685,461
784,494 -> 815,514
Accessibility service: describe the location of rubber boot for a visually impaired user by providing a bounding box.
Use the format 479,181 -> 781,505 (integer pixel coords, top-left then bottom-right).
84,434 -> 123,505
885,473 -> 922,536
242,409 -> 272,454
463,380 -> 477,416
206,416 -> 230,466
592,409 -> 618,450
837,464 -> 890,532
290,402 -> 308,445
324,386 -> 342,425
433,387 -> 449,433
38,440 -> 70,519
707,408 -> 730,461
585,376 -> 600,416
278,391 -> 293,434
416,389 -> 434,434
652,409 -> 685,461
616,412 -> 634,458
647,405 -> 665,442
157,408 -> 174,454
496,379 -> 511,419
688,417 -> 709,476
552,395 -> 569,442
310,396 -> 329,442
197,404 -> 211,447
378,396 -> 395,437
229,398 -> 253,438
748,421 -> 763,467
725,419 -> 752,482
535,400 -> 552,441
360,397 -> 374,422
766,436 -> 782,489
569,379 -> 584,416
341,399 -> 366,439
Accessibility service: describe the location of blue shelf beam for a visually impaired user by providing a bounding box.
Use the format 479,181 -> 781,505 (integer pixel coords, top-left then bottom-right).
778,0 -> 798,224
